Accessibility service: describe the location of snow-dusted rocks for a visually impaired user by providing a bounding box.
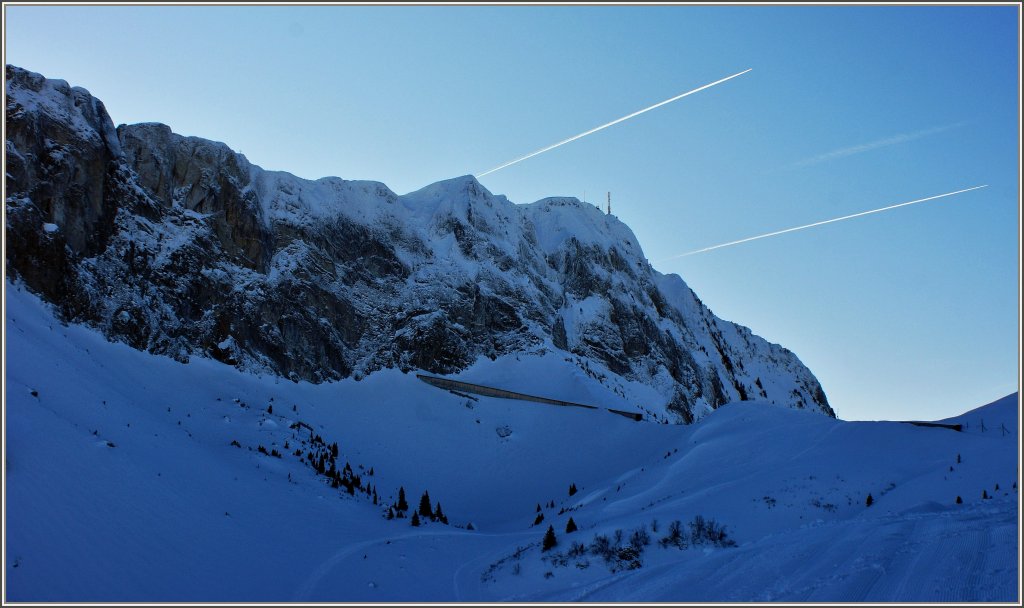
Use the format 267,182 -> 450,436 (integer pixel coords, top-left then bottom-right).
4,64 -> 832,422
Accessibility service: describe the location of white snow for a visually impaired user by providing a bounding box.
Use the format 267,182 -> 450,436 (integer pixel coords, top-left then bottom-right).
525,196 -> 642,257
4,280 -> 1017,602
6,68 -> 122,158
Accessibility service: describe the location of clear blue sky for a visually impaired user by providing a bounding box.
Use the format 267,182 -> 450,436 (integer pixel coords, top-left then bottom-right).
4,4 -> 1019,421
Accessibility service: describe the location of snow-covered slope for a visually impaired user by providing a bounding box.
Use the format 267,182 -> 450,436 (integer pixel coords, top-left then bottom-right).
5,283 -> 1017,602
5,64 -> 830,423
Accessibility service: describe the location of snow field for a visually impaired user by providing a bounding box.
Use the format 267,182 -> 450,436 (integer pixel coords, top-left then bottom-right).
4,281 -> 1018,601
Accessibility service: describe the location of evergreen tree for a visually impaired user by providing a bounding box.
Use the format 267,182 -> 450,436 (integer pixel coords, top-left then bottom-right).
957,453 -> 962,464
267,404 -> 273,414
568,483 -> 578,497
983,489 -> 989,499
397,487 -> 408,512
331,442 -> 339,459
386,507 -> 394,520
434,502 -> 448,525
542,525 -> 557,552
565,517 -> 578,534
865,493 -> 874,507
534,512 -> 545,526
956,495 -> 963,504
411,512 -> 421,527
419,491 -> 433,518
536,503 -> 542,512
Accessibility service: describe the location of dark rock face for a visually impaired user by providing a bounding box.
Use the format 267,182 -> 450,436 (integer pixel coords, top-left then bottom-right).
117,123 -> 274,272
4,65 -> 834,422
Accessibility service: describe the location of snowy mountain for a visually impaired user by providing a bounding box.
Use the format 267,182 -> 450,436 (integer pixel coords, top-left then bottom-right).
4,64 -> 831,424
4,283 -> 1017,601
4,65 -> 1016,603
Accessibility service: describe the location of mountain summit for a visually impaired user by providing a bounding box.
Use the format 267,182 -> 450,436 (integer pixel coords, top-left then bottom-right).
4,64 -> 832,423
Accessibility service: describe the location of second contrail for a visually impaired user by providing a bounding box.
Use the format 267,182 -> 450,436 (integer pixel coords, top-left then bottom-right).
476,68 -> 752,178
661,185 -> 988,260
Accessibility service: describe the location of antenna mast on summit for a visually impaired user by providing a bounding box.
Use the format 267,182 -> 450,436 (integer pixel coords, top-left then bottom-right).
606,192 -> 611,215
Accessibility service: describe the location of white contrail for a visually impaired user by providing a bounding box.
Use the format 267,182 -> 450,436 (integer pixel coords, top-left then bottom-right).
476,68 -> 752,178
661,185 -> 988,260
787,122 -> 968,169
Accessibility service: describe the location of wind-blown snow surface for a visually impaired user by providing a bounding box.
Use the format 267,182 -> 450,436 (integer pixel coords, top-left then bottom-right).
5,282 -> 1018,602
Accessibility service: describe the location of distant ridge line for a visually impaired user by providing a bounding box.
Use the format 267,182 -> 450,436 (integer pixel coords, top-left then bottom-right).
415,374 -> 643,421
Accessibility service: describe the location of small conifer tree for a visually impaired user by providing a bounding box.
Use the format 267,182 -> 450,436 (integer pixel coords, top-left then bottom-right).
956,495 -> 963,504
542,525 -> 557,552
411,512 -> 421,527
983,489 -> 989,499
534,512 -> 545,526
865,493 -> 874,507
566,517 -> 578,534
569,483 -> 578,497
397,487 -> 408,512
419,491 -> 433,518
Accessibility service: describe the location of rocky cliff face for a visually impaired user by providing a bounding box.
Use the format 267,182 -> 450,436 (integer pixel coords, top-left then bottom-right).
4,64 -> 833,422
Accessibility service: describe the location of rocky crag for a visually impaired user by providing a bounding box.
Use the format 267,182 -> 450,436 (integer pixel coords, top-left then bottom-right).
4,64 -> 832,422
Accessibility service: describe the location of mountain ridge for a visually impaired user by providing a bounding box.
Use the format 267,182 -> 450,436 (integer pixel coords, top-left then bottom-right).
4,64 -> 832,423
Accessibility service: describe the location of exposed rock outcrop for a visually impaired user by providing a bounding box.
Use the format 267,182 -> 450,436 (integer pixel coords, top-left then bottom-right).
4,64 -> 834,422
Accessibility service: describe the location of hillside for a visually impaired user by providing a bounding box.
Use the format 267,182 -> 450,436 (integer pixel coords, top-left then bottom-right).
5,283 -> 1017,602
